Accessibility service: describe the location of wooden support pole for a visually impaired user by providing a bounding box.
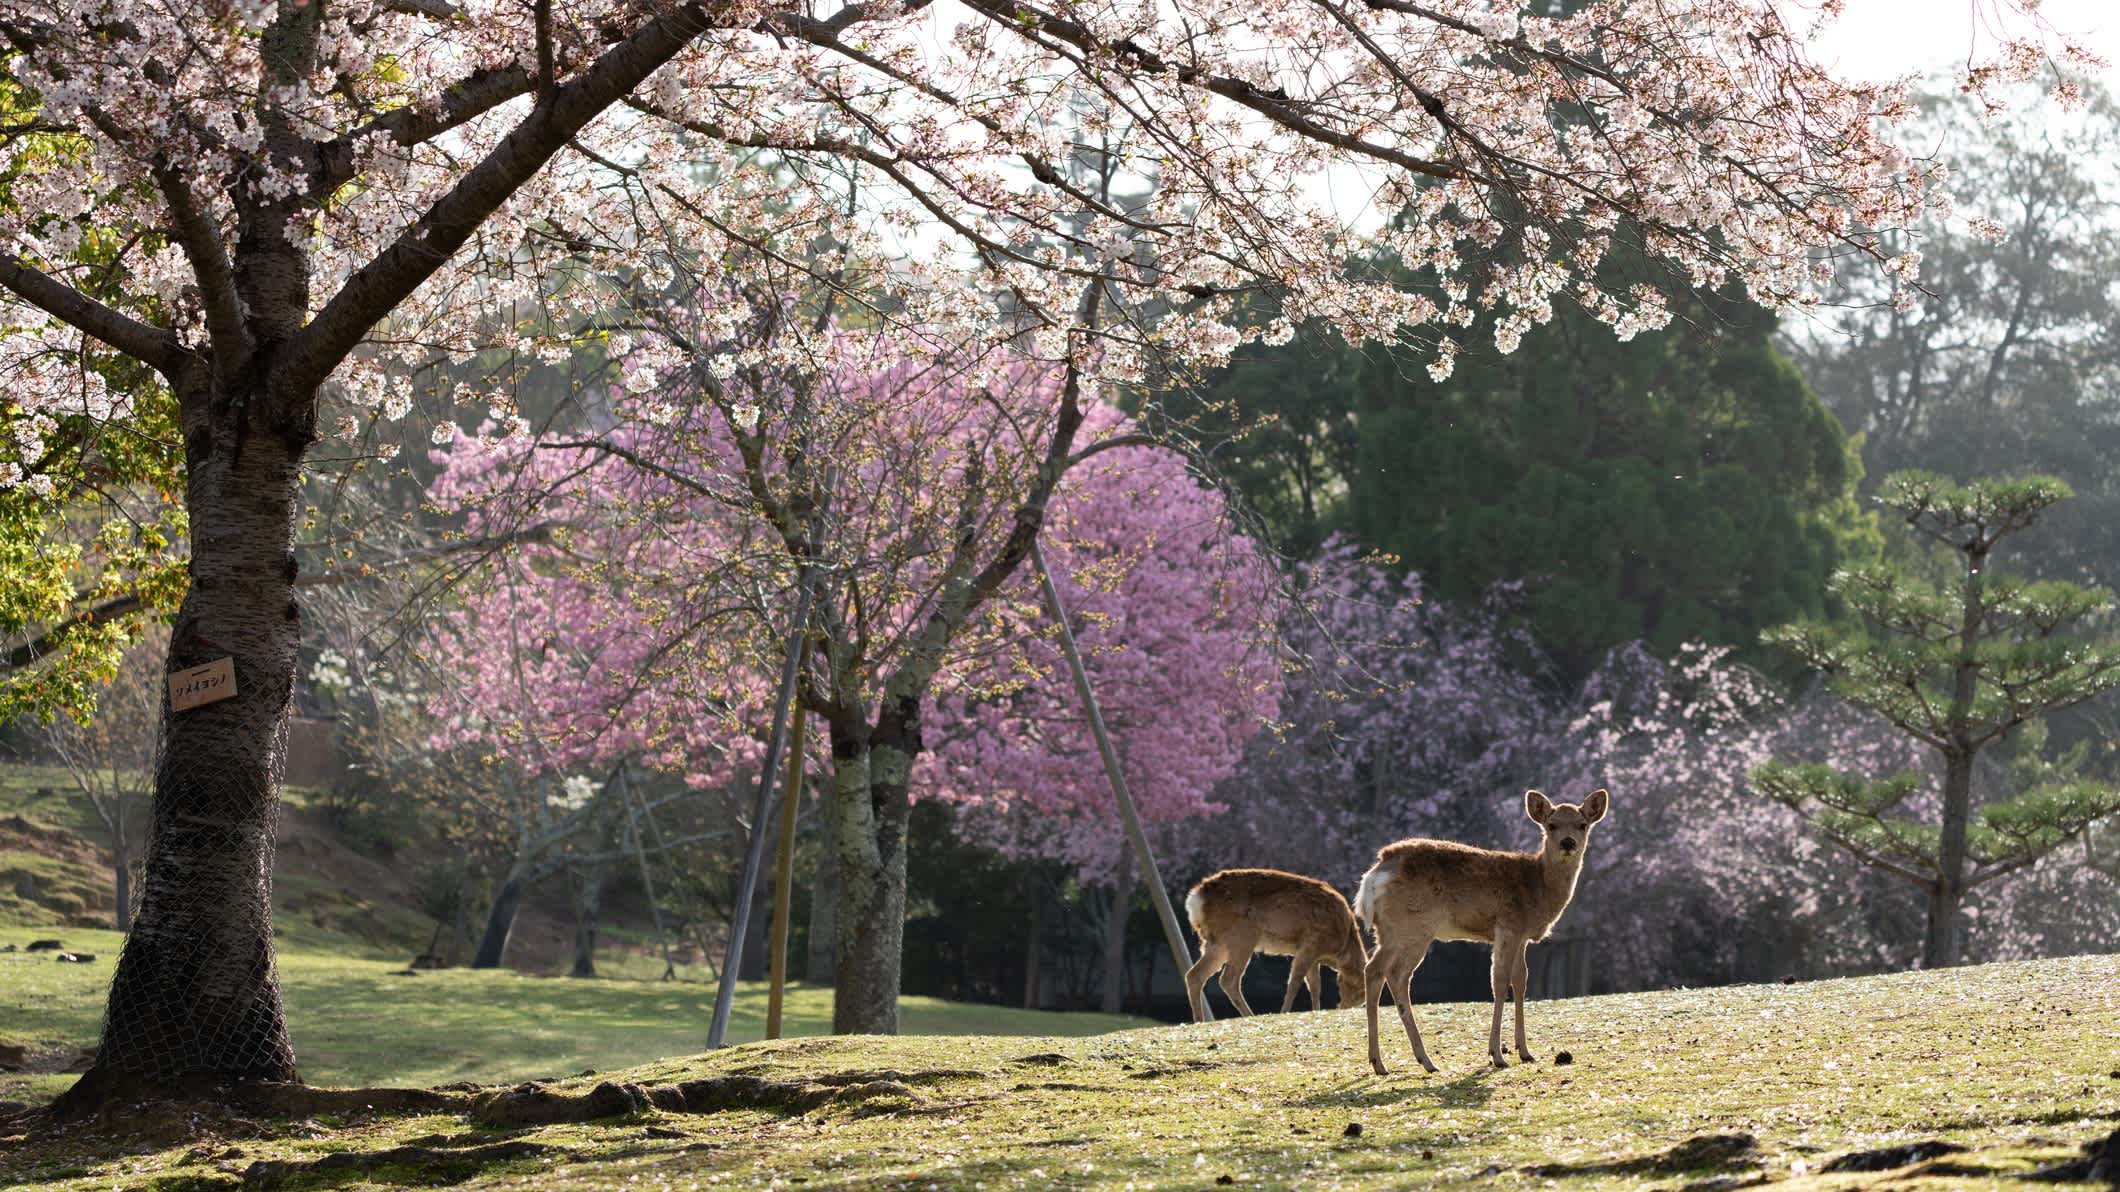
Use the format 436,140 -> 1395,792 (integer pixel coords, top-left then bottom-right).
765,705 -> 807,1039
1029,539 -> 1207,1020
706,578 -> 815,1050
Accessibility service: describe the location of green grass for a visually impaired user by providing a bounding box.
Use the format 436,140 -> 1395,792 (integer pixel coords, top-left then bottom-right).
0,926 -> 1145,1107
0,850 -> 110,926
3,952 -> 2113,1190
0,764 -> 104,841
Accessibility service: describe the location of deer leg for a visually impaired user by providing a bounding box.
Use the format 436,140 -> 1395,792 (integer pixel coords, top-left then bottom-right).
1305,961 -> 1323,1011
1364,942 -> 1396,1076
1218,951 -> 1256,1017
1391,945 -> 1438,1074
1487,932 -> 1514,1068
1184,940 -> 1225,1024
1512,939 -> 1534,1062
1279,950 -> 1317,1013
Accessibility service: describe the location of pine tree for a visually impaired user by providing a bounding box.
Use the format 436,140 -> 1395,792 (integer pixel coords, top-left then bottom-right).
1753,472 -> 2120,967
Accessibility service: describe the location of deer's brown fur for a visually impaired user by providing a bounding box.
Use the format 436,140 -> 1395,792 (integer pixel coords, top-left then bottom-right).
1183,868 -> 1367,1022
1357,788 -> 1609,1074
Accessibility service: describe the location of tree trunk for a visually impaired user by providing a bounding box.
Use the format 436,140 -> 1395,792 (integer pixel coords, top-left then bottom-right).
568,862 -> 605,978
828,707 -> 915,1035
1923,747 -> 1974,969
1022,876 -> 1043,1010
111,833 -> 133,935
806,795 -> 838,986
737,882 -> 772,981
57,400 -> 307,1111
1100,844 -> 1134,1015
1922,880 -> 1964,970
473,870 -> 530,970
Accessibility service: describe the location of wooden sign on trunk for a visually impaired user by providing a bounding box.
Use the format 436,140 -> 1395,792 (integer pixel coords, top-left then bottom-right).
169,656 -> 237,711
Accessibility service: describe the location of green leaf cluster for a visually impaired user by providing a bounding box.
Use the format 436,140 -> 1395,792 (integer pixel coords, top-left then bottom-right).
0,57 -> 188,725
1168,276 -> 1878,678
1755,471 -> 2120,900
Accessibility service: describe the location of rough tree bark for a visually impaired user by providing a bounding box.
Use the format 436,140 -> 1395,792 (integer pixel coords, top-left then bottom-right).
1925,750 -> 1974,968
1927,538 -> 1989,970
59,373 -> 312,1108
824,706 -> 914,1034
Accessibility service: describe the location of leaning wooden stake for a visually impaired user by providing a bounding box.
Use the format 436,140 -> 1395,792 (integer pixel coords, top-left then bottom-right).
1030,539 -> 1207,1020
616,769 -> 679,981
765,705 -> 807,1039
707,579 -> 815,1050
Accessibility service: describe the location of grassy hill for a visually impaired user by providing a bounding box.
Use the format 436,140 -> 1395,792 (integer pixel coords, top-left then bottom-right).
3,952 -> 2113,1190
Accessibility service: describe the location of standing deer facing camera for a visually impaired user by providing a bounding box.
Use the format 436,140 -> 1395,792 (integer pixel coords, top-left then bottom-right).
1183,868 -> 1367,1022
1356,788 -> 1609,1074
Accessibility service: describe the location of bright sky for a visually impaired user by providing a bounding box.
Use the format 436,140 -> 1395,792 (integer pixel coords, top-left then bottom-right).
1800,0 -> 2120,86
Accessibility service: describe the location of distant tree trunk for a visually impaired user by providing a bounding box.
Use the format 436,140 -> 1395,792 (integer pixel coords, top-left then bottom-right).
473,867 -> 530,970
1022,876 -> 1043,1009
449,877 -> 475,966
737,864 -> 771,981
806,797 -> 838,986
1100,844 -> 1134,1015
569,861 -> 605,978
1923,751 -> 1971,970
1921,749 -> 1971,969
107,793 -> 139,934
111,831 -> 133,935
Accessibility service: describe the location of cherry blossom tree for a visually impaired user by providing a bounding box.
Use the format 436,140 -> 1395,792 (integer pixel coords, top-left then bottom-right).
434,309 -> 1277,1029
929,433 -> 1281,879
919,412 -> 1283,1011
2,0 -> 2080,1108
1190,540 -> 1552,885
417,466 -> 768,969
1199,545 -> 2100,988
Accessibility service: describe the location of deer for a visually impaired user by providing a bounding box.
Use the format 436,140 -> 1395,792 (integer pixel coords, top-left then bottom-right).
1355,787 -> 1609,1075
1183,868 -> 1368,1023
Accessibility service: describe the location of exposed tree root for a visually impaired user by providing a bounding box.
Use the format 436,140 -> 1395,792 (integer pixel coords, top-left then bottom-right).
808,1068 -> 986,1087
1522,1133 -> 1761,1178
465,1072 -> 935,1127
227,1082 -> 471,1118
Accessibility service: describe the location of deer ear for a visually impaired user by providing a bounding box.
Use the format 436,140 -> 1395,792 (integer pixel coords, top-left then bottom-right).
1524,789 -> 1553,824
1582,788 -> 1609,824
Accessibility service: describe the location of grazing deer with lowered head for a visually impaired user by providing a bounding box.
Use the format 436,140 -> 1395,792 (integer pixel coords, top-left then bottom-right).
1183,868 -> 1367,1023
1355,788 -> 1609,1074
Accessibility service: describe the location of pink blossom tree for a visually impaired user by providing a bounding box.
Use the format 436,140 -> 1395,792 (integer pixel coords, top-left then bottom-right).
433,317 -> 1278,1029
419,555 -> 752,971
3,0 -> 2080,1109
929,435 -> 1282,880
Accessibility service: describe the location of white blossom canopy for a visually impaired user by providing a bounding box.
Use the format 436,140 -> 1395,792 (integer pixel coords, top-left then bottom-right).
0,0 -> 2095,476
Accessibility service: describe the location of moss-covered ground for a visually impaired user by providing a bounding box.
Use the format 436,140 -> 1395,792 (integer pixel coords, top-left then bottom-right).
2,951 -> 2112,1190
